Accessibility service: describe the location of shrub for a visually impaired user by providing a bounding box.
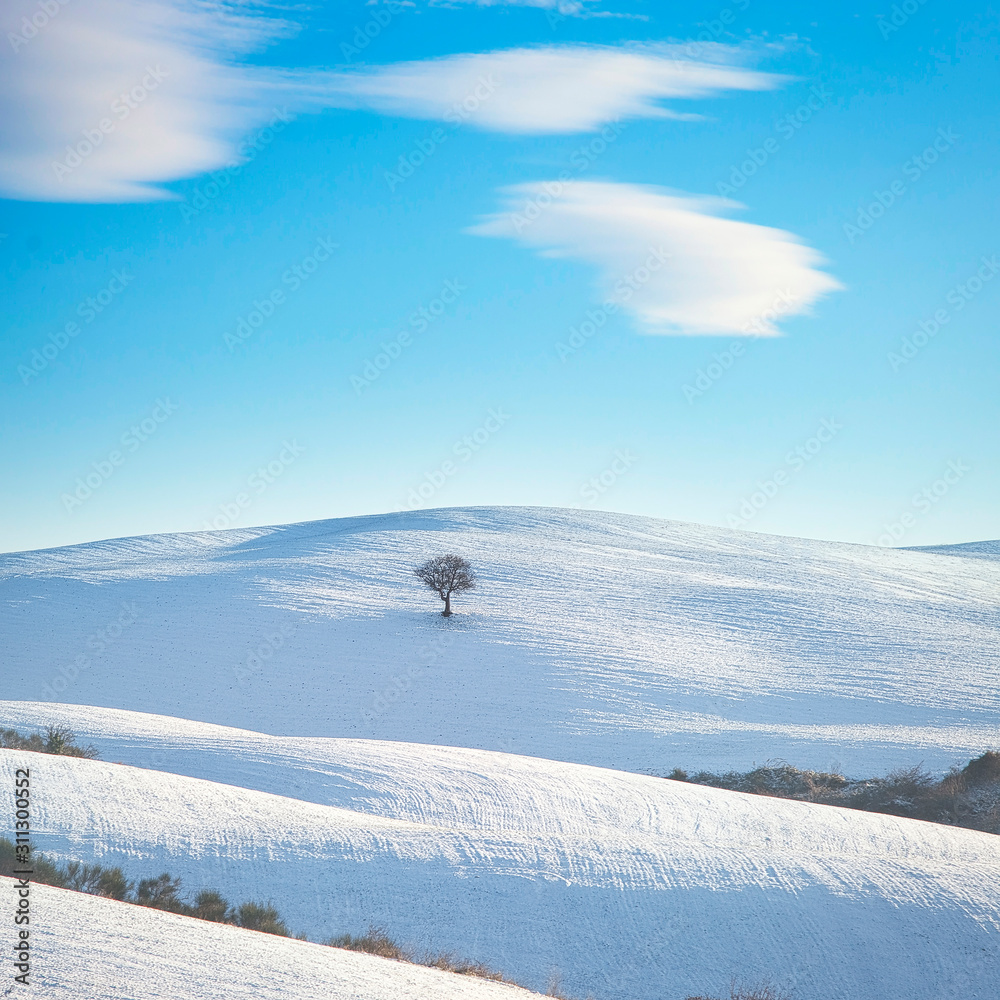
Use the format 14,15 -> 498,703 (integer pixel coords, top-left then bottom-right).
134,873 -> 187,912
233,901 -> 289,936
0,839 -> 287,937
963,751 -> 1000,787
422,952 -> 509,982
62,860 -> 132,900
0,837 -> 65,884
684,763 -> 848,800
191,889 -> 231,923
326,925 -> 517,985
43,725 -> 100,758
666,753 -> 1000,835
327,926 -> 410,960
0,725 -> 99,759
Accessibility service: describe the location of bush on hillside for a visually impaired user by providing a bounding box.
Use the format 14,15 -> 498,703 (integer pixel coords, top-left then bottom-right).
326,926 -> 408,960
62,860 -> 132,900
233,901 -> 289,936
0,837 -> 66,883
1,843 -> 514,986
134,873 -> 187,912
190,889 -> 231,923
421,951 -> 509,982
326,925 -> 514,983
667,763 -> 849,799
963,751 -> 1000,786
667,752 -> 1000,834
0,838 -> 287,936
0,725 -> 99,759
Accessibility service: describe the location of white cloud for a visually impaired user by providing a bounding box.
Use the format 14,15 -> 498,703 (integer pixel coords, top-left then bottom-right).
0,0 -> 782,203
419,0 -> 648,19
319,44 -> 783,134
469,181 -> 842,336
429,0 -> 584,8
0,0 -> 303,202
420,0 -> 603,15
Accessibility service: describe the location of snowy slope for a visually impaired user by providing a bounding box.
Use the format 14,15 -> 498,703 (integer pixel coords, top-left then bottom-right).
2,507 -> 998,773
911,539 -> 1000,561
3,730 -> 1000,1000
0,878 -> 544,1000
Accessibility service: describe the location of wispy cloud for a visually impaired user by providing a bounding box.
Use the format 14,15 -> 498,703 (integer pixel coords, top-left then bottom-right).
417,0 -> 618,17
0,0 -> 300,202
469,181 -> 842,336
0,0 -> 782,203
317,44 -> 784,134
427,0 -> 586,8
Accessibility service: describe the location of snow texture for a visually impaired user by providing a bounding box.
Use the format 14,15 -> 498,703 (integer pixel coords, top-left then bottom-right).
1,507 -> 998,999
2,723 -> 1000,999
2,506 -> 998,774
0,877 -> 542,999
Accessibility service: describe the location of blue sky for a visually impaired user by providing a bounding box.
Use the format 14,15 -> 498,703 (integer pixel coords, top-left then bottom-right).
1,0 -> 997,553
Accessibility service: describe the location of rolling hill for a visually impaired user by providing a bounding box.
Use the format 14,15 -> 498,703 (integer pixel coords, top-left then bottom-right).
3,731 -> 1000,1000
2,507 -> 998,998
3,875 -> 545,1000
2,506 -> 997,773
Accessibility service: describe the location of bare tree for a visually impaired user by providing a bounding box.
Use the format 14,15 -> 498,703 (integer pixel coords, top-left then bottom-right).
413,554 -> 476,616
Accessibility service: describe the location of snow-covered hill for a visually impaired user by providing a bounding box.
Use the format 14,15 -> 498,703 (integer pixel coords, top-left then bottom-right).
0,876 -> 543,1000
2,507 -> 998,773
911,539 -> 1000,561
3,722 -> 1000,1000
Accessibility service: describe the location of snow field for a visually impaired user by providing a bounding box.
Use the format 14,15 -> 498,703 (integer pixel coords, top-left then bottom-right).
2,507 -> 997,774
0,877 -> 545,1000
2,730 -> 999,1000
1,507 -> 998,998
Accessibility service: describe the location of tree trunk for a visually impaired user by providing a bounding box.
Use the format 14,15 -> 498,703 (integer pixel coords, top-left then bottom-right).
443,593 -> 452,616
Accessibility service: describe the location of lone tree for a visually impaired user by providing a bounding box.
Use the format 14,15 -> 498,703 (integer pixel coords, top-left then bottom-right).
413,554 -> 476,616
